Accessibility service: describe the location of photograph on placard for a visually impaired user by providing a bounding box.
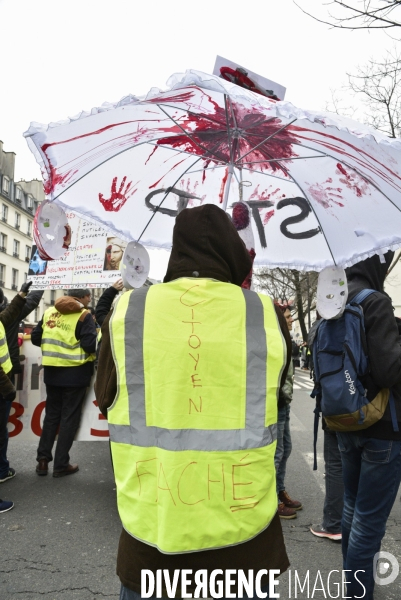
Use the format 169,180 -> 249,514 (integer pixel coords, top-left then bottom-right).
103,236 -> 126,271
28,245 -> 48,276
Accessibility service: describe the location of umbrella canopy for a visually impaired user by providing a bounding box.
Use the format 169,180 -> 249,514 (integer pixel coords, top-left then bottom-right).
24,70 -> 401,271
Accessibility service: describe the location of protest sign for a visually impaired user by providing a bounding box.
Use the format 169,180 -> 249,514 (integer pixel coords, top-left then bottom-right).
213,55 -> 286,100
29,211 -> 127,290
8,338 -> 108,441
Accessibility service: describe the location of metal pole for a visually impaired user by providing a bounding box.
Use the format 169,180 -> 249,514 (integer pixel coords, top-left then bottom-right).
222,165 -> 234,211
307,272 -> 311,330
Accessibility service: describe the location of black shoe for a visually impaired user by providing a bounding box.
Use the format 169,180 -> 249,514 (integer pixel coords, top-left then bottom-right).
53,464 -> 79,478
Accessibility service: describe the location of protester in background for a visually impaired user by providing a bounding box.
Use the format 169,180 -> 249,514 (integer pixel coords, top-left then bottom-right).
31,288 -> 97,478
337,251 -> 401,600
96,205 -> 291,600
0,286 -> 43,484
291,337 -> 300,369
274,303 -> 303,519
0,281 -> 33,512
308,316 -> 343,542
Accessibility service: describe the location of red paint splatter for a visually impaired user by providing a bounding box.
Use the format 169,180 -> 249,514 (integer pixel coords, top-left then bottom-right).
148,159 -> 186,189
218,168 -> 229,204
336,163 -> 368,197
98,176 -> 138,212
43,165 -> 78,195
263,209 -> 275,225
147,91 -> 195,104
307,178 -> 344,209
155,91 -> 298,175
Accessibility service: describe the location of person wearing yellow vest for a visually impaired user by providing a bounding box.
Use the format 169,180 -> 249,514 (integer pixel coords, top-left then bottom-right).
96,205 -> 291,599
0,280 -> 33,513
31,288 -> 97,478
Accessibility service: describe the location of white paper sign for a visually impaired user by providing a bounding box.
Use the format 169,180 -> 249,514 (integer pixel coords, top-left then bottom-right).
29,211 -> 127,289
213,55 -> 286,100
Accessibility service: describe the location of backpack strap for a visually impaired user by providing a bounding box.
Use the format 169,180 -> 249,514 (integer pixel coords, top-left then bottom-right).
389,390 -> 400,433
349,289 -> 376,305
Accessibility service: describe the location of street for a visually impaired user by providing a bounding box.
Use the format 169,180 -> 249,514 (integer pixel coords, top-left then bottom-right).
1,369 -> 400,599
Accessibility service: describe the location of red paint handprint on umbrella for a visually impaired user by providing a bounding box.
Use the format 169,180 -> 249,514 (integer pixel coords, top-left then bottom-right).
99,176 -> 137,212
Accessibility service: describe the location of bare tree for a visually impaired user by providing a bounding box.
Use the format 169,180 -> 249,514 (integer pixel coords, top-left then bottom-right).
295,1 -> 401,31
346,48 -> 401,137
256,268 -> 318,341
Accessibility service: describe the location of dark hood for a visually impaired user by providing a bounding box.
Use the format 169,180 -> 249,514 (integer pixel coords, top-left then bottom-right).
163,205 -> 252,286
345,250 -> 395,293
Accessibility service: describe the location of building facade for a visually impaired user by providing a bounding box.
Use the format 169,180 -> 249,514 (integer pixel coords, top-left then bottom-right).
0,140 -> 63,324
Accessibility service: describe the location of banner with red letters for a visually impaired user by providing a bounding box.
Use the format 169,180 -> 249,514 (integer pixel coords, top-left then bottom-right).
7,338 -> 108,441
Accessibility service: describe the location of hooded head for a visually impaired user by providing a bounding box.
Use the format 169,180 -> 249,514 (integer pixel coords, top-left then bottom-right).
163,205 -> 252,286
345,250 -> 395,293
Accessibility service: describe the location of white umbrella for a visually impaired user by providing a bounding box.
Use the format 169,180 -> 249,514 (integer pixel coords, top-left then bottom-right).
24,70 -> 401,271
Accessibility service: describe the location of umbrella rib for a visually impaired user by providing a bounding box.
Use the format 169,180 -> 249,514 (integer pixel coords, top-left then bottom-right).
146,141 -> 227,167
241,161 -> 337,266
237,118 -> 297,163
244,156 -> 326,165
137,155 -> 205,242
224,94 -> 234,165
156,104 -> 226,163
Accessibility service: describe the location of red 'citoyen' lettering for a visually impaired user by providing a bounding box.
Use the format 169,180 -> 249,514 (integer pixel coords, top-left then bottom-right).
90,400 -> 109,437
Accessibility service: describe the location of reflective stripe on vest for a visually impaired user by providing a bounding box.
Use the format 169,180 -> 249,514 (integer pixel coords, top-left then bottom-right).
0,322 -> 12,374
41,308 -> 95,367
108,279 -> 286,554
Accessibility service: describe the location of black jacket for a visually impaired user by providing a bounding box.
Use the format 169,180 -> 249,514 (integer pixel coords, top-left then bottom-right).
346,251 -> 401,440
31,309 -> 97,388
0,290 -> 43,373
95,286 -> 119,327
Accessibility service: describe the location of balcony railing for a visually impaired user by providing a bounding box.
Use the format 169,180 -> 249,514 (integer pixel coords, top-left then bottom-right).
15,224 -> 20,230
0,281 -> 4,288
2,217 -> 7,223
13,252 -> 19,258
11,284 -> 18,290
25,256 -> 30,263
0,246 -> 6,253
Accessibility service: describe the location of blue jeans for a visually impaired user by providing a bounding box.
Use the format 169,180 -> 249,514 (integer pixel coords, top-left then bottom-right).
274,403 -> 291,494
337,432 -> 401,600
0,399 -> 12,478
119,583 -> 271,599
322,429 -> 343,534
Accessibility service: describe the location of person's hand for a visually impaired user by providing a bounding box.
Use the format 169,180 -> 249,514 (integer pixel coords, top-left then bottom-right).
3,390 -> 16,403
112,278 -> 124,291
19,281 -> 32,297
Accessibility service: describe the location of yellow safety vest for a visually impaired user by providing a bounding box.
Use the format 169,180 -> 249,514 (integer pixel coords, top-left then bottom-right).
41,307 -> 96,367
0,322 -> 13,374
108,279 -> 286,554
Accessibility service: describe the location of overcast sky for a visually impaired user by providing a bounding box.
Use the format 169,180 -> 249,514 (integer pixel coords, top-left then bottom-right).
0,0 -> 393,183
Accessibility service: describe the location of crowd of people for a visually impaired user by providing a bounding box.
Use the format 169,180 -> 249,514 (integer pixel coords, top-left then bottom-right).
0,205 -> 401,600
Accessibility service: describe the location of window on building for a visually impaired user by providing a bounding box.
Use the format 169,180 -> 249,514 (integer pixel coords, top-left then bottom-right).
2,177 -> 10,195
15,212 -> 20,229
13,240 -> 20,258
0,264 -> 5,286
0,233 -> 7,252
25,245 -> 31,262
15,187 -> 22,202
26,195 -> 33,210
27,220 -> 32,236
24,272 -> 28,282
2,205 -> 7,223
34,307 -> 39,322
12,268 -> 18,290
50,290 -> 56,305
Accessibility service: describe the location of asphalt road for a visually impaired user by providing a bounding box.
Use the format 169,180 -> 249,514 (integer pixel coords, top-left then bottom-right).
1,370 -> 400,599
